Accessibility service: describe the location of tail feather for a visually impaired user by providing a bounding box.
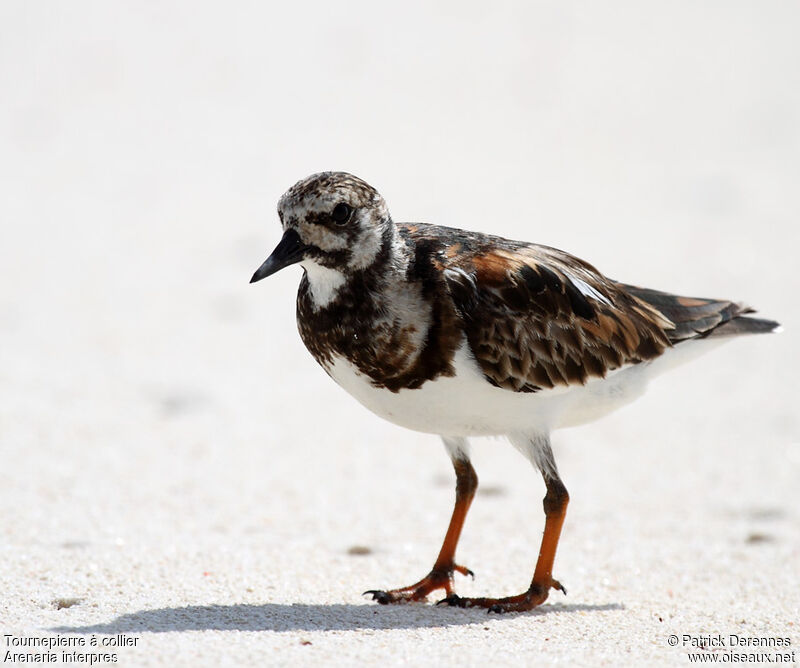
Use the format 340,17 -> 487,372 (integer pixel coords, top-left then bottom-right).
709,316 -> 781,337
618,283 -> 780,343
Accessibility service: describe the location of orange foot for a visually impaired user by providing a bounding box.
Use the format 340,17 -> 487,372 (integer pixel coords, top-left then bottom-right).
438,578 -> 566,613
364,564 -> 474,604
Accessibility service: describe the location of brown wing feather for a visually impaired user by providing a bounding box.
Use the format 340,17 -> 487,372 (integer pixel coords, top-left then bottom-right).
616,283 -> 779,341
442,243 -> 674,392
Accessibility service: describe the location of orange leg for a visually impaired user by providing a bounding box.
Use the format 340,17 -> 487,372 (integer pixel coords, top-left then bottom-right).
440,475 -> 569,613
365,456 -> 478,604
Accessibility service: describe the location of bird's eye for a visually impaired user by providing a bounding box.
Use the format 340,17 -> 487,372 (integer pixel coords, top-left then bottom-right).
331,202 -> 353,225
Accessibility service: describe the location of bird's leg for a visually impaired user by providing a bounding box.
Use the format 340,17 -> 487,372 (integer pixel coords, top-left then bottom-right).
440,433 -> 569,613
365,439 -> 477,604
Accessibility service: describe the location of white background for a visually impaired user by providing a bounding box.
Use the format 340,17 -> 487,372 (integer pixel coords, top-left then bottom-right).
1,2 -> 798,666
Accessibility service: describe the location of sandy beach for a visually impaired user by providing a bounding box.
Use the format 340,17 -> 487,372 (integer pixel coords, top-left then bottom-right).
1,2 -> 798,665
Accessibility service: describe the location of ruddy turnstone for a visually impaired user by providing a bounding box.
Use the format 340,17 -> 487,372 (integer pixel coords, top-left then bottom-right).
250,172 -> 779,613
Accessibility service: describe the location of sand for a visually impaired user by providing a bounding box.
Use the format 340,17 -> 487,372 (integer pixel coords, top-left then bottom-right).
1,2 -> 798,666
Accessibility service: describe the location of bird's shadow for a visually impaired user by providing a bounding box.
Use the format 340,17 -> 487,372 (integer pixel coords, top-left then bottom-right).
52,601 -> 624,634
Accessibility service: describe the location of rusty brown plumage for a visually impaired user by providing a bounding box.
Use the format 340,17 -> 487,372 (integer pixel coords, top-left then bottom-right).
398,223 -> 676,392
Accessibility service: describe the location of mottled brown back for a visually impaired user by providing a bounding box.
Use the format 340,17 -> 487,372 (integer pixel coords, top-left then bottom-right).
399,223 -> 676,392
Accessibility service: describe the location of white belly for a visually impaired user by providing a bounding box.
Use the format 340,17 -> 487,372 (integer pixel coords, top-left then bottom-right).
323,339 -> 714,437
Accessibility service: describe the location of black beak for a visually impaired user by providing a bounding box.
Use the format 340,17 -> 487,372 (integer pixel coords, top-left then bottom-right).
250,229 -> 307,283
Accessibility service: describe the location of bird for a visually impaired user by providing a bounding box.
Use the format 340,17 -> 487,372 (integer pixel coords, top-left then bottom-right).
249,171 -> 779,613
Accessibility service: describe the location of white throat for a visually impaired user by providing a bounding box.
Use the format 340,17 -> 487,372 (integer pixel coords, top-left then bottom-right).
301,261 -> 346,309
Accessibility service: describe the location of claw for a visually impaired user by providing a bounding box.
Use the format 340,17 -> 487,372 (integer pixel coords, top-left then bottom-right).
363,590 -> 391,605
436,594 -> 465,607
453,565 -> 474,579
363,563 -> 475,606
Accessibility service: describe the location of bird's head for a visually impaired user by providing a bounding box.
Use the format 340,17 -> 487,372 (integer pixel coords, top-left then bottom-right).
250,172 -> 391,284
